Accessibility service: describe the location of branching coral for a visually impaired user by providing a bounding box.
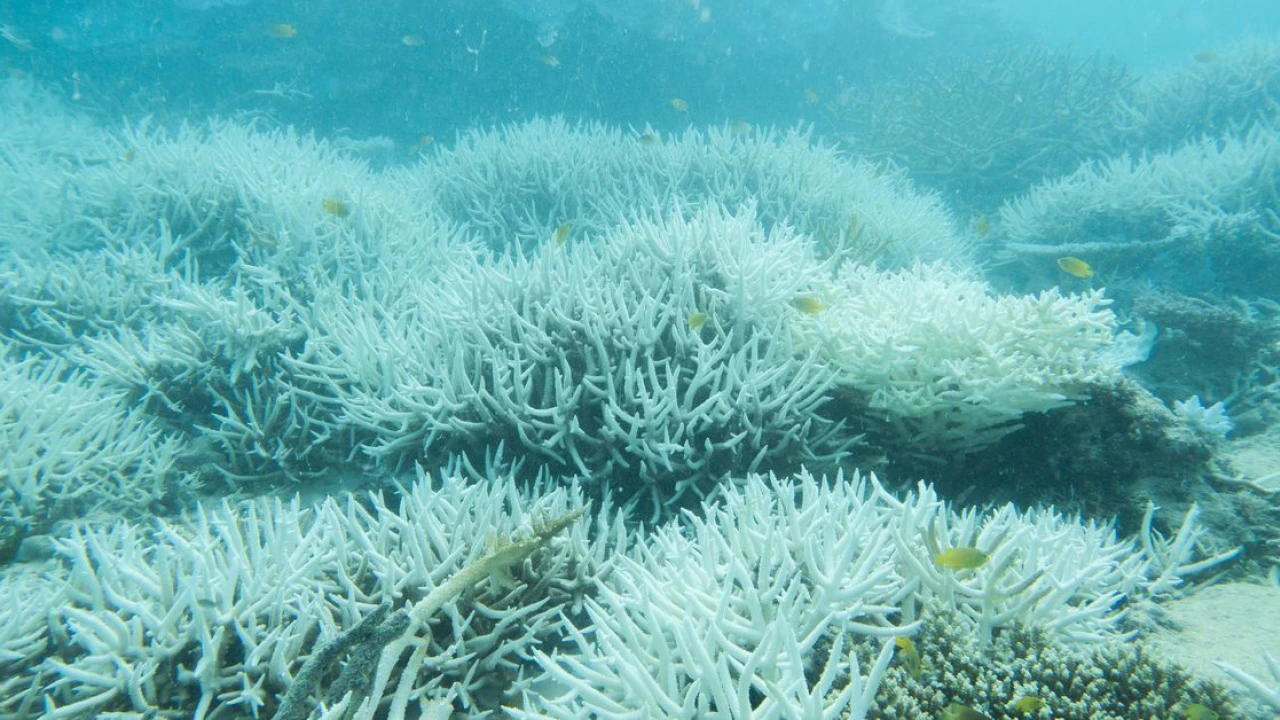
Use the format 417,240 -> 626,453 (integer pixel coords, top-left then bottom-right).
997,124 -> 1280,300
793,263 -> 1118,453
831,44 -> 1131,208
0,468 -> 1234,718
0,350 -> 194,552
513,469 -> 1232,719
292,204 -> 855,504
12,471 -> 606,719
407,116 -> 968,268
1114,33 -> 1280,152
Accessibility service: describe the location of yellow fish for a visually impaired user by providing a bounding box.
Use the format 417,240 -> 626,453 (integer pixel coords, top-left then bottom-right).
973,216 -> 991,235
554,222 -> 571,246
539,54 -> 560,68
894,636 -> 922,678
934,547 -> 989,570
1010,695 -> 1045,712
669,97 -> 689,112
728,121 -> 751,134
321,198 -> 351,218
940,704 -> 992,720
1056,256 -> 1095,279
1183,704 -> 1219,720
268,23 -> 298,38
1193,51 -> 1218,64
791,296 -> 825,314
848,213 -> 860,238
688,312 -> 708,331
804,88 -> 821,105
409,134 -> 435,154
400,34 -> 425,47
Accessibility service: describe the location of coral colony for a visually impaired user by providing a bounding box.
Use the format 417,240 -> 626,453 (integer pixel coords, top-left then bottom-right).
2,31 -> 1280,719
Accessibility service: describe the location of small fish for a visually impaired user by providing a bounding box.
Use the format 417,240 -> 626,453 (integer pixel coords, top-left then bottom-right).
268,23 -> 298,38
894,635 -> 923,678
940,704 -> 993,720
1056,256 -> 1095,279
195,598 -> 217,609
400,34 -> 425,47
539,54 -> 561,68
409,134 -> 436,154
728,121 -> 751,134
637,132 -> 660,146
1010,695 -> 1045,712
669,97 -> 689,112
973,216 -> 991,235
934,547 -> 989,570
791,296 -> 825,314
1193,51 -> 1218,64
804,88 -> 821,105
554,222 -> 570,246
688,312 -> 708,331
122,148 -> 136,163
321,198 -> 351,218
1183,704 -> 1219,720
848,213 -> 860,238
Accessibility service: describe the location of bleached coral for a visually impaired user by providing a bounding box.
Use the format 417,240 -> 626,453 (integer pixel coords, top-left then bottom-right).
0,468 -> 1232,718
1218,651 -> 1280,712
1173,395 -> 1235,439
514,469 -> 1231,719
998,124 -> 1280,298
407,116 -> 967,267
0,77 -> 112,253
0,116 -> 480,489
832,44 -> 1131,206
0,350 -> 192,541
794,263 -> 1118,452
1116,33 -> 1280,151
10,470 -> 607,719
293,204 -> 853,503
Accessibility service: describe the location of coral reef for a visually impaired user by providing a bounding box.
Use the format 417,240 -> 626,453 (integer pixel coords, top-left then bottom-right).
0,469 -> 1236,718
997,124 -> 1280,301
794,262 -> 1117,453
413,116 -> 969,268
864,606 -> 1239,719
293,204 -> 853,504
831,44 -> 1132,209
512,469 -> 1232,718
1115,33 -> 1280,153
0,72 -> 1271,719
0,349 -> 195,557
5,471 -> 607,719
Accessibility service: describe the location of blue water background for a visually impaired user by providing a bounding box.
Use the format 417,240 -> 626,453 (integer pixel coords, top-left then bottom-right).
3,0 -> 1276,144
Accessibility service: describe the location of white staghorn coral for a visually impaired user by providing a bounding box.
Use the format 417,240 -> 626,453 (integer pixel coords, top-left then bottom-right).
293,204 -> 854,503
0,350 -> 192,538
13,470 -> 608,719
513,469 -> 1229,719
997,125 -> 1280,287
1218,651 -> 1280,712
0,468 -> 1230,718
793,262 -> 1118,452
406,116 -> 968,267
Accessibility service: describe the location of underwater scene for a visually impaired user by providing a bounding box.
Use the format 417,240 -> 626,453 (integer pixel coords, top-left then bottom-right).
3,0 -> 1280,718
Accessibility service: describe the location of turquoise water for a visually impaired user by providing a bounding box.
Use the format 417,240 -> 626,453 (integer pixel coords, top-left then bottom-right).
2,1 -> 1280,718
